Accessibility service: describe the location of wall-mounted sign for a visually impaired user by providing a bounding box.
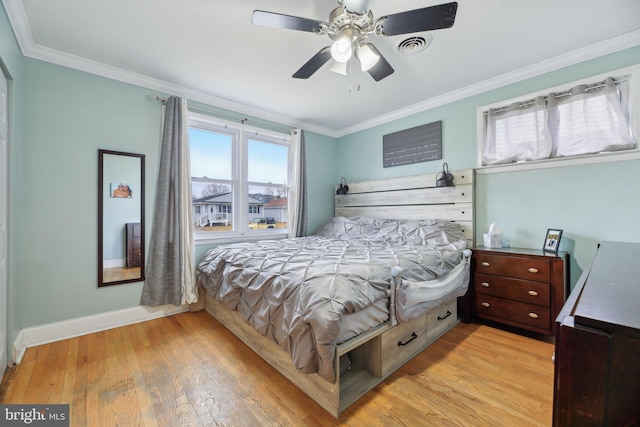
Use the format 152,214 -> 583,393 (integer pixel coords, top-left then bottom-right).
383,121 -> 442,168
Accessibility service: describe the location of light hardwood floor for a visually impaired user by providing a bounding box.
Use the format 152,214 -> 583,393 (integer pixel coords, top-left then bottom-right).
1,311 -> 555,426
102,266 -> 142,283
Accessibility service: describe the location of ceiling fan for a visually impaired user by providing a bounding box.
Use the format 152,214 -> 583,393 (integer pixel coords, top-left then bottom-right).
252,1 -> 458,82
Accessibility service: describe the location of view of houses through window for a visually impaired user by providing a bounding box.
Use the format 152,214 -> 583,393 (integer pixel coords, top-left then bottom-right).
189,113 -> 291,238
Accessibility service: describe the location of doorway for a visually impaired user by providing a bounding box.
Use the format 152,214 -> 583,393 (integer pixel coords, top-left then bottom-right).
0,68 -> 8,368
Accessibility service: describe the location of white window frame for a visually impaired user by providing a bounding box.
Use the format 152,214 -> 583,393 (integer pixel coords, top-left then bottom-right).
476,65 -> 640,174
189,112 -> 292,244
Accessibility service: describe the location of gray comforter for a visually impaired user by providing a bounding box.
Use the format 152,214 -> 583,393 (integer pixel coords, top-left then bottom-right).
196,216 -> 468,382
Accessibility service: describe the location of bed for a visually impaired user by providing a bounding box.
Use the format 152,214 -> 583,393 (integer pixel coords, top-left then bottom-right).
197,168 -> 474,417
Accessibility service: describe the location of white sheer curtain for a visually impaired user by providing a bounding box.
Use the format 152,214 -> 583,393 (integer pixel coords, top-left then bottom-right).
483,77 -> 637,166
483,96 -> 551,166
288,129 -> 307,238
548,77 -> 637,157
141,96 -> 197,306
179,112 -> 197,305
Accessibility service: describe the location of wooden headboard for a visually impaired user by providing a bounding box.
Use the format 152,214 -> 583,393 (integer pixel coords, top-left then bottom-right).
334,168 -> 474,244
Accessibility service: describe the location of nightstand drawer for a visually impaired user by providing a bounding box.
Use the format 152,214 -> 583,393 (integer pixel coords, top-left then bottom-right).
474,273 -> 550,306
474,253 -> 550,283
381,314 -> 427,376
475,295 -> 551,331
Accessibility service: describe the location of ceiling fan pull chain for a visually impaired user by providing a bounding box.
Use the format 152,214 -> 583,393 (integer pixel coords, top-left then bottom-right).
347,58 -> 360,92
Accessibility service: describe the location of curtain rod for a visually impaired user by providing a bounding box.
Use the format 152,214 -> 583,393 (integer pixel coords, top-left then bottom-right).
484,75 -> 630,116
148,95 -> 295,135
148,95 -> 167,104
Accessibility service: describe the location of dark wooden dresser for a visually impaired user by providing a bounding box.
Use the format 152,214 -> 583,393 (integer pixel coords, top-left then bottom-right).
126,222 -> 142,267
553,241 -> 640,426
468,247 -> 568,335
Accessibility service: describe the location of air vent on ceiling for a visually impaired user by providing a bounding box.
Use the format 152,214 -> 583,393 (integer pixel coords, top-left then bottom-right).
397,34 -> 433,55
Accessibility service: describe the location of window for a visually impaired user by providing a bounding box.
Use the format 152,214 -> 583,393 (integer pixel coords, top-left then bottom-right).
189,112 -> 291,240
478,66 -> 639,170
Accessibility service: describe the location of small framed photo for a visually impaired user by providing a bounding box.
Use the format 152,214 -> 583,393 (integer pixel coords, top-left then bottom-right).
110,182 -> 133,198
543,229 -> 563,254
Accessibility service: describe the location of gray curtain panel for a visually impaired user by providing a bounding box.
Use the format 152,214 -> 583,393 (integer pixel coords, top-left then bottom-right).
141,96 -> 192,306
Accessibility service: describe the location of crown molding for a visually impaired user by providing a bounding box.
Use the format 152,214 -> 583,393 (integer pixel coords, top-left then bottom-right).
2,0 -> 335,137
1,0 -> 34,53
27,44 -> 336,136
4,0 -> 639,139
336,29 -> 640,137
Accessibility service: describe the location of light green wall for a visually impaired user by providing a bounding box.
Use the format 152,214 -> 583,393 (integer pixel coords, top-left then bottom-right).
17,59 -> 337,332
304,131 -> 339,233
0,7 -> 24,360
335,46 -> 640,288
1,2 -> 26,360
475,161 -> 640,284
20,59 -> 162,327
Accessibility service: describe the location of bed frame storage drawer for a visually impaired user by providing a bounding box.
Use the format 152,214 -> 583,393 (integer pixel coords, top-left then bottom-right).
380,314 -> 427,376
426,299 -> 457,344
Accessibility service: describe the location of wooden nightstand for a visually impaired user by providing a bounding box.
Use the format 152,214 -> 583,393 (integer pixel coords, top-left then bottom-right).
466,247 -> 569,335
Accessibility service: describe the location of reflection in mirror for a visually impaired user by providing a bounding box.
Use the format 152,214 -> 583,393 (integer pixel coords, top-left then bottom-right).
98,149 -> 145,287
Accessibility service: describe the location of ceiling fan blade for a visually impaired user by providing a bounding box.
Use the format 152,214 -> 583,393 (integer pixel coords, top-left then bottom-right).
292,47 -> 332,79
377,2 -> 458,36
252,10 -> 326,33
366,45 -> 394,81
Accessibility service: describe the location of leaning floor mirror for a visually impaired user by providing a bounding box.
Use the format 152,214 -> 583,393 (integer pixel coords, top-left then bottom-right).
98,149 -> 145,287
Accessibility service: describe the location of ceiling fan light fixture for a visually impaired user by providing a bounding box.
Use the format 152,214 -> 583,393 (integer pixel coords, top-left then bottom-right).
329,60 -> 348,76
342,0 -> 373,15
357,43 -> 380,71
331,36 -> 353,62
253,1 -> 459,82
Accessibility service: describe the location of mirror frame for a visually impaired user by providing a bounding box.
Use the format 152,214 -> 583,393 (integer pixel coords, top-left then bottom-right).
98,149 -> 145,287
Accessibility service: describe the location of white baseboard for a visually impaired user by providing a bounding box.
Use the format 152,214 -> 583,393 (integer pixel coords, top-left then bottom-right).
12,304 -> 189,364
12,330 -> 25,366
103,258 -> 126,268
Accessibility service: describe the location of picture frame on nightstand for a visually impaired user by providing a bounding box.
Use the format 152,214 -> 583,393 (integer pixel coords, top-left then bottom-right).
543,229 -> 563,254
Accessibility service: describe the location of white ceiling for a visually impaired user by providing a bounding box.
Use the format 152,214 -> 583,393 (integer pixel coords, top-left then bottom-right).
4,0 -> 640,137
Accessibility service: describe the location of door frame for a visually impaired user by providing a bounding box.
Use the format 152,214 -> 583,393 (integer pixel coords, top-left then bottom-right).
0,63 -> 10,369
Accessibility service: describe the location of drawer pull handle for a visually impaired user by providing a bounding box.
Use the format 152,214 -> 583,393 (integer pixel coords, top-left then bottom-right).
482,262 -> 490,267
481,302 -> 490,308
528,268 -> 539,273
438,310 -> 452,321
528,290 -> 539,296
481,282 -> 490,288
398,332 -> 418,347
528,312 -> 539,319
